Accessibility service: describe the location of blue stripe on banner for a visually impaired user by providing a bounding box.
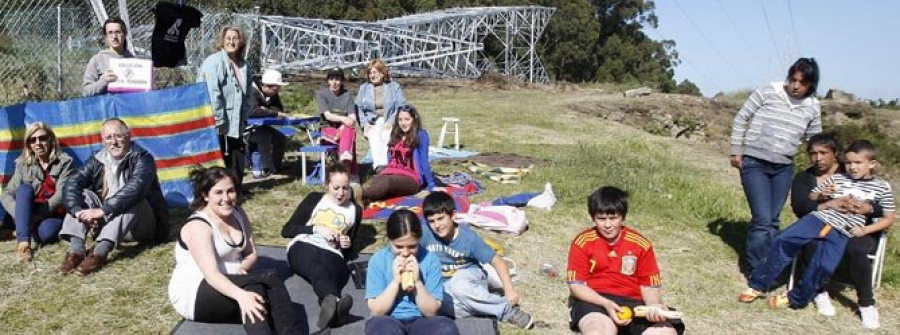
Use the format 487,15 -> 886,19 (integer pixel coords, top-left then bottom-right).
25,95 -> 111,128
134,129 -> 221,161
161,180 -> 194,207
0,150 -> 23,176
0,103 -> 27,129
112,83 -> 211,117
23,83 -> 211,126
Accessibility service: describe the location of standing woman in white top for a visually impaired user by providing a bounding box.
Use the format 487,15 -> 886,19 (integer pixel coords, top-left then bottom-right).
168,166 -> 301,334
198,26 -> 253,188
281,164 -> 362,329
729,58 -> 822,275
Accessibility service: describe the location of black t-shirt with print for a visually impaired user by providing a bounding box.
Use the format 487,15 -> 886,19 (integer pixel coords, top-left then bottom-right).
152,2 -> 203,67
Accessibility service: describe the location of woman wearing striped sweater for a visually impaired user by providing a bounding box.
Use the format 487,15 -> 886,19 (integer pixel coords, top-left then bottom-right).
730,58 -> 822,275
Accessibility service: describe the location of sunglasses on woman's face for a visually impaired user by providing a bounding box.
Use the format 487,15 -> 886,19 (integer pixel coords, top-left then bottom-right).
28,135 -> 50,144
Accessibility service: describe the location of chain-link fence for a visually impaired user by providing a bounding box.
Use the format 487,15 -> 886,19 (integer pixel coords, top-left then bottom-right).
0,0 -> 258,106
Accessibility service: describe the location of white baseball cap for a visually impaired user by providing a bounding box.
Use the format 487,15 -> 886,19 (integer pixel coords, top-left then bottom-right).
260,69 -> 288,86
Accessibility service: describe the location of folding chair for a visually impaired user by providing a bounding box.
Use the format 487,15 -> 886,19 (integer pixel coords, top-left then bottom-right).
298,123 -> 337,185
788,232 -> 888,291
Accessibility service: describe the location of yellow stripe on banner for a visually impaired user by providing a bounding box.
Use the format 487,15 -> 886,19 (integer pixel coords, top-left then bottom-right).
51,106 -> 212,139
158,159 -> 224,182
122,106 -> 213,129
0,129 -> 27,141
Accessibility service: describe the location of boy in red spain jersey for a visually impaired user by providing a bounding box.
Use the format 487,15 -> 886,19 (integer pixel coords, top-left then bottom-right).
567,186 -> 684,335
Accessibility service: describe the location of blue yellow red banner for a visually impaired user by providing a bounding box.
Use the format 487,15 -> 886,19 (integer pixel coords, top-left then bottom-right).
0,83 -> 223,207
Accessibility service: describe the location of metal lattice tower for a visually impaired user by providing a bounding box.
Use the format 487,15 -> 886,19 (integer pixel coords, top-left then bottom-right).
257,6 -> 555,83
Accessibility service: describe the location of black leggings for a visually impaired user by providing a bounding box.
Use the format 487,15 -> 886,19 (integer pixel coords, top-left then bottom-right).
219,135 -> 245,187
193,269 -> 301,335
288,242 -> 350,302
846,234 -> 877,307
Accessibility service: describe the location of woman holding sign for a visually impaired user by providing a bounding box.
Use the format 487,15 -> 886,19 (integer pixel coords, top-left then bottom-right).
198,26 -> 253,187
82,18 -> 133,97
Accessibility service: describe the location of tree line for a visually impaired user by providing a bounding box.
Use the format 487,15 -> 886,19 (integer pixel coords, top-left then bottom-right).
192,0 -> 700,95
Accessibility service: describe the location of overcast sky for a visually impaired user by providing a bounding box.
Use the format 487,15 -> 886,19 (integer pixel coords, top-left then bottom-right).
646,0 -> 899,100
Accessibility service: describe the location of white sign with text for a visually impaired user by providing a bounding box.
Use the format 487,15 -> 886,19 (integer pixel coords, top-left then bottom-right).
108,58 -> 154,93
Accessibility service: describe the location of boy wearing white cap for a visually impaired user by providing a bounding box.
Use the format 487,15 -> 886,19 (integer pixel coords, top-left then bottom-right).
248,69 -> 290,178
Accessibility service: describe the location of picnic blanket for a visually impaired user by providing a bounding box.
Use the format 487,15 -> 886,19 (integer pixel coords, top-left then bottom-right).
171,246 -> 499,335
359,146 -> 478,165
362,188 -> 471,221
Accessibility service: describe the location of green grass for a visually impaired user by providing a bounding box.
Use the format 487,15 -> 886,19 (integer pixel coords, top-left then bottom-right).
1,86 -> 898,334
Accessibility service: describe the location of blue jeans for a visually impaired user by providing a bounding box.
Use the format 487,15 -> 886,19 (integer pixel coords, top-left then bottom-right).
440,266 -> 511,320
748,214 -> 848,308
2,184 -> 63,244
740,155 -> 793,272
365,315 -> 459,335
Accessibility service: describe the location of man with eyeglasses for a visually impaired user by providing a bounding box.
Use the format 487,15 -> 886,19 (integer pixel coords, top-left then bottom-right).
58,118 -> 168,276
82,18 -> 134,96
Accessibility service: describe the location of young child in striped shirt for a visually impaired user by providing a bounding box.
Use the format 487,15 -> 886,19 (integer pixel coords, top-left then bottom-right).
739,140 -> 895,315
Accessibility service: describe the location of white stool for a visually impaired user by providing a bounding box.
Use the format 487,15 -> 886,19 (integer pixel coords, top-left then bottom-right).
437,117 -> 460,150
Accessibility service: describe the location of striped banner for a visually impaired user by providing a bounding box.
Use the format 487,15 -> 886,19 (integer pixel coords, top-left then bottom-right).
0,83 -> 223,207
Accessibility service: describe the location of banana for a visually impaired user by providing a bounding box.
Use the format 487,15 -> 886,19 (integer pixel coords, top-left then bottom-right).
401,271 -> 415,290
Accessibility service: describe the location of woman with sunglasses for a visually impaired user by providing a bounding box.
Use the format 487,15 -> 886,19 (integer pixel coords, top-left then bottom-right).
362,105 -> 439,203
1,122 -> 74,262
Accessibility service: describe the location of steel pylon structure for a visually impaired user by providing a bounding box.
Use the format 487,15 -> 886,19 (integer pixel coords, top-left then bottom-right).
256,6 -> 555,83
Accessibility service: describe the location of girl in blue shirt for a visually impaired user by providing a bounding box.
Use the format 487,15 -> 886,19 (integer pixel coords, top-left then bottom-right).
365,209 -> 459,335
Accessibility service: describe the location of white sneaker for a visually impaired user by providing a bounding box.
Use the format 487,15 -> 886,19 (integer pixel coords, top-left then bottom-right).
859,306 -> 880,330
813,292 -> 835,317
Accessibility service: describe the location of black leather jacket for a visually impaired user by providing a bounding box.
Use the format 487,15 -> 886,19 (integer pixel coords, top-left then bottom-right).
63,144 -> 169,243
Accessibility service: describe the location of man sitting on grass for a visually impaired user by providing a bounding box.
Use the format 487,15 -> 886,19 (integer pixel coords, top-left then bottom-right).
419,191 -> 535,329
58,118 -> 167,276
567,186 -> 684,335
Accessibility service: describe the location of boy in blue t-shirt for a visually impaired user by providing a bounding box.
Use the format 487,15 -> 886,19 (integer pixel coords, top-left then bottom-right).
419,192 -> 535,329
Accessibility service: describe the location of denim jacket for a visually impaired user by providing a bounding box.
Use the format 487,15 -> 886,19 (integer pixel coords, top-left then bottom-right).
197,50 -> 252,139
355,80 -> 407,126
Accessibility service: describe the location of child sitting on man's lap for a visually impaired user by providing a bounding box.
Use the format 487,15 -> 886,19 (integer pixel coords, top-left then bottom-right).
419,192 -> 534,329
567,186 -> 684,335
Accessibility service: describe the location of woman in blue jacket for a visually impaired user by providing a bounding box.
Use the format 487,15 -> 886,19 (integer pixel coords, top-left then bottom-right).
355,59 -> 407,170
362,105 -> 438,202
198,26 -> 253,187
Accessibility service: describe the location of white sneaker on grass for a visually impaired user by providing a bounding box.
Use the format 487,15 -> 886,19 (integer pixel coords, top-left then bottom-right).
813,292 -> 835,317
859,305 -> 880,330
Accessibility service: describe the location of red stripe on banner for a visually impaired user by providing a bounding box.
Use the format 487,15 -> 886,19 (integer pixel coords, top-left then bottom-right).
0,141 -> 24,150
130,118 -> 216,137
0,175 -> 9,185
59,134 -> 103,147
156,150 -> 223,169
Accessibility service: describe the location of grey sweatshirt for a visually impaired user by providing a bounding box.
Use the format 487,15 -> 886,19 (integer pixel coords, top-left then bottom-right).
729,82 -> 822,164
82,49 -> 134,97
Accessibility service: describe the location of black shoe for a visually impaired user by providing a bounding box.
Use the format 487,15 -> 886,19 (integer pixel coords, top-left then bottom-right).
318,294 -> 338,329
331,294 -> 353,327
